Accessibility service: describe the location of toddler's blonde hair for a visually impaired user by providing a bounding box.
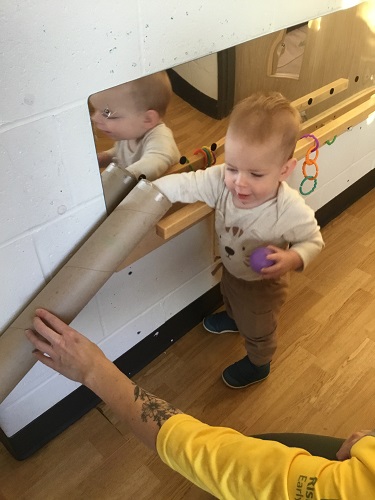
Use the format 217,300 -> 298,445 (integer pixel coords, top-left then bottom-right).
228,92 -> 301,161
123,71 -> 173,117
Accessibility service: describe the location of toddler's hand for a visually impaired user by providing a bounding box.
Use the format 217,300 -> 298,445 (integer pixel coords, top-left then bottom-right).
97,150 -> 113,169
259,246 -> 303,279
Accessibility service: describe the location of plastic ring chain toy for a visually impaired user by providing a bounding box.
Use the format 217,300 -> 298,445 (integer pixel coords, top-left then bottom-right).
302,145 -> 319,180
299,176 -> 318,196
180,144 -> 217,171
301,133 -> 320,152
193,146 -> 217,169
299,134 -> 320,196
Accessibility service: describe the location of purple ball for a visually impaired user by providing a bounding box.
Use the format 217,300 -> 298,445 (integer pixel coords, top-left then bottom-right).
249,247 -> 275,273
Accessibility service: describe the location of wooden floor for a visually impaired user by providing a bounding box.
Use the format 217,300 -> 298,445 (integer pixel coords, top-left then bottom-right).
1,95 -> 374,499
1,187 -> 374,499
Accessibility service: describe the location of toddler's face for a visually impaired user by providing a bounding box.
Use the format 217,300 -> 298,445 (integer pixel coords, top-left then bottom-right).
224,133 -> 295,209
90,89 -> 148,141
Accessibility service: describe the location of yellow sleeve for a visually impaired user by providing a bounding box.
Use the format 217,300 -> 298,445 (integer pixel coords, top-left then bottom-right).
288,435 -> 375,499
157,415 -> 375,500
156,414 -> 308,500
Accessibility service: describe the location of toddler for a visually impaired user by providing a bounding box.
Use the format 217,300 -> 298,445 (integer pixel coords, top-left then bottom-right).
90,71 -> 180,182
153,92 -> 324,389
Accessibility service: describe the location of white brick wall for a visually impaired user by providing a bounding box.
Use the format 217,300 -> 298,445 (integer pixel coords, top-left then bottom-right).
0,0 -> 369,436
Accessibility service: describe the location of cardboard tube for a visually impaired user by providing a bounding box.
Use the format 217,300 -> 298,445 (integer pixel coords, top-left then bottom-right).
0,180 -> 171,404
101,163 -> 138,214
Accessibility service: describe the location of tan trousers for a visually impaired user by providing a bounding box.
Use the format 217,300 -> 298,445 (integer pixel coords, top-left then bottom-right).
220,267 -> 289,366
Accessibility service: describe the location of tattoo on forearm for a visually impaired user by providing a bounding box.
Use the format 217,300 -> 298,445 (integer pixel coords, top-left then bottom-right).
133,383 -> 181,428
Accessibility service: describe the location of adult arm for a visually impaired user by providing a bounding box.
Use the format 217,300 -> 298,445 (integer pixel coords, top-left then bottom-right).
158,417 -> 375,499
24,310 -> 375,498
25,308 -> 182,451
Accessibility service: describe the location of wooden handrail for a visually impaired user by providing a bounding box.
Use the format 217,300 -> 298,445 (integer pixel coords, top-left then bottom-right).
156,202 -> 213,240
294,94 -> 375,159
300,86 -> 375,135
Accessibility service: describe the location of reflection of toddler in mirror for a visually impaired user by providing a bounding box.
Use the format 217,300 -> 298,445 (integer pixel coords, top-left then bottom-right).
90,71 -> 180,181
154,92 -> 324,389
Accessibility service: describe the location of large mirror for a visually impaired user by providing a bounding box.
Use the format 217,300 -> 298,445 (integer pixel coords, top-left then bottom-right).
89,3 -> 375,211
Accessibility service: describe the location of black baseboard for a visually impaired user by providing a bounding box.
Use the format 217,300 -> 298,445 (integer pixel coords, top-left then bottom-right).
1,171 -> 373,460
1,285 -> 222,460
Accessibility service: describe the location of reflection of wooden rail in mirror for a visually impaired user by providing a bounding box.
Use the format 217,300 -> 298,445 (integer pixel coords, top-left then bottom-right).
117,84 -> 375,271
292,78 -> 349,112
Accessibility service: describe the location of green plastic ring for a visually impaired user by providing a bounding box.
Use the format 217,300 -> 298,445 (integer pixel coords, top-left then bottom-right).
299,176 -> 318,196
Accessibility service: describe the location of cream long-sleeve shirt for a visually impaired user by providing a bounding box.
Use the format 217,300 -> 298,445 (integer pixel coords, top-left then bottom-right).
113,122 -> 180,181
153,165 -> 324,280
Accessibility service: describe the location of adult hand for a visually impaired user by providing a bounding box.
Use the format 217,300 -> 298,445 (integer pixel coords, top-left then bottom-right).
25,308 -> 107,387
259,246 -> 303,280
26,308 -> 181,451
336,430 -> 375,460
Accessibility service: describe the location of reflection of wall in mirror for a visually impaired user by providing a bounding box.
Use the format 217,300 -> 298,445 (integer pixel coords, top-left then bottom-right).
173,55 -> 218,100
235,4 -> 375,120
168,48 -> 235,120
274,23 -> 308,79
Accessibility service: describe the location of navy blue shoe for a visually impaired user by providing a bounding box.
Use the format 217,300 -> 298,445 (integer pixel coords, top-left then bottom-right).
222,356 -> 270,388
203,311 -> 239,334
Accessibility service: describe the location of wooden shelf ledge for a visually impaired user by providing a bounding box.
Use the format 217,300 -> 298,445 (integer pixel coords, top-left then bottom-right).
156,201 -> 213,239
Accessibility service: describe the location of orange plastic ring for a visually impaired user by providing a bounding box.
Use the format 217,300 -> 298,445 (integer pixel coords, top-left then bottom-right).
302,160 -> 319,180
194,148 -> 209,169
304,145 -> 319,165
